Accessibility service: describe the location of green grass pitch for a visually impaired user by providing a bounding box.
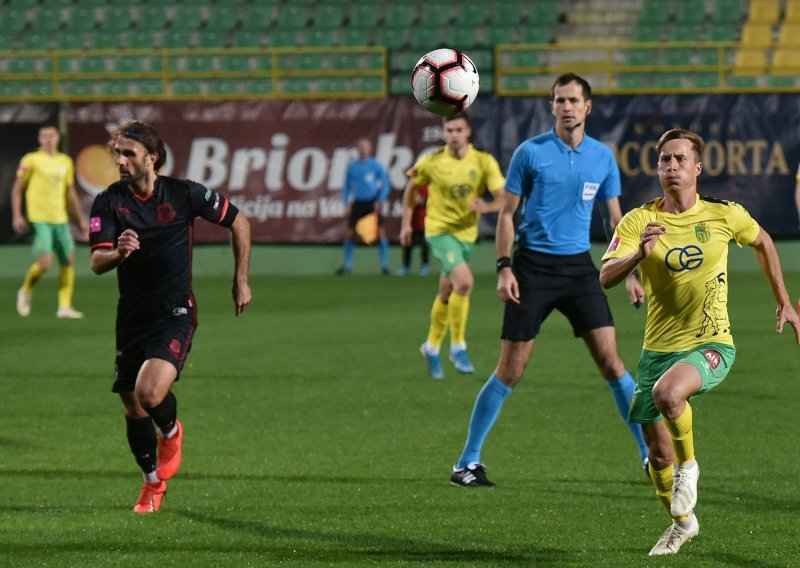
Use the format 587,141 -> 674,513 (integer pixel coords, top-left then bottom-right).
0,243 -> 798,567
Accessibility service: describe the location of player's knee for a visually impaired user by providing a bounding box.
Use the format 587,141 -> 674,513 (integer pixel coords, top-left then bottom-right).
37,257 -> 52,272
651,383 -> 682,417
135,388 -> 163,410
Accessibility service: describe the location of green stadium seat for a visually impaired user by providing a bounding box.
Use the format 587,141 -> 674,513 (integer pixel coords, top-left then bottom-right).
138,6 -> 168,29
501,75 -> 531,91
451,26 -> 484,49
674,0 -> 706,24
351,76 -> 384,94
305,29 -> 337,47
162,31 -> 194,50
60,80 -> 94,97
383,4 -> 417,28
663,47 -> 692,66
314,5 -> 345,28
407,27 -> 451,49
466,49 -> 492,70
652,73 -> 683,88
266,29 -> 300,48
172,5 -> 206,30
231,31 -> 263,48
64,7 -> 98,33
485,25 -> 516,46
55,32 -> 86,51
328,53 -> 359,70
631,24 -> 664,42
389,73 -> 409,95
0,34 -> 15,50
506,50 -> 541,67
127,31 -> 161,50
616,73 -> 649,89
726,74 -> 758,87
712,0 -> 743,23
667,25 -> 701,43
4,10 -> 30,33
31,8 -> 62,33
697,48 -> 721,66
136,81 -> 165,97
706,23 -> 737,41
280,78 -> 316,94
196,30 -> 227,49
625,49 -> 657,66
518,25 -> 555,44
528,0 -> 561,26
374,28 -> 408,49
454,3 -> 488,26
639,0 -> 670,24
420,2 -> 454,25
101,7 -> 135,32
18,33 -> 52,51
391,50 -> 421,72
0,83 -> 24,97
765,75 -> 796,87
690,73 -> 720,88
209,80 -> 241,95
170,80 -> 206,96
8,56 -> 50,73
278,5 -> 312,29
28,81 -> 53,97
88,31 -> 126,50
320,78 -> 350,94
491,3 -> 523,26
349,4 -> 381,27
240,6 -> 274,30
206,6 -> 240,31
244,79 -> 273,94
339,28 -> 372,47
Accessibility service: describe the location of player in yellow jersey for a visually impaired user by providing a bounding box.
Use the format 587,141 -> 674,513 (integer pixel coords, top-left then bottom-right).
401,112 -> 506,379
11,124 -> 87,318
600,128 -> 800,556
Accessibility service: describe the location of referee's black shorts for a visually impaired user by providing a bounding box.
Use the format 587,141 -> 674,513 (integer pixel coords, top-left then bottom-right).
347,200 -> 383,228
501,248 -> 614,341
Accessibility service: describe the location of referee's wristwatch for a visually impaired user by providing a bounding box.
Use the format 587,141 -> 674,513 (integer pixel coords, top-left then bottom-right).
496,256 -> 512,273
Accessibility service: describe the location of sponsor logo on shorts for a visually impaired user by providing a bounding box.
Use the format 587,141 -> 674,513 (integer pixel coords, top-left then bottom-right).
702,349 -> 720,369
169,339 -> 182,356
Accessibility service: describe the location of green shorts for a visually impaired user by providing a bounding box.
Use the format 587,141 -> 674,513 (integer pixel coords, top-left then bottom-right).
31,222 -> 74,264
426,234 -> 475,276
629,343 -> 736,424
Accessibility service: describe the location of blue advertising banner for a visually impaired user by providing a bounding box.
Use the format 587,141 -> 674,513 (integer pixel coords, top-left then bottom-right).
468,93 -> 799,238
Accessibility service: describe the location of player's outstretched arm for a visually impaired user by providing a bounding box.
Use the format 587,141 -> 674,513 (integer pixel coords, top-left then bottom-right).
602,198 -> 645,307
230,212 -> 252,316
749,227 -> 800,343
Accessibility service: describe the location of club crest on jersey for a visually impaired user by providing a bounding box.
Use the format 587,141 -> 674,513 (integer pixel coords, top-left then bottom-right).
702,349 -> 721,369
169,339 -> 182,356
157,203 -> 175,223
695,223 -> 710,243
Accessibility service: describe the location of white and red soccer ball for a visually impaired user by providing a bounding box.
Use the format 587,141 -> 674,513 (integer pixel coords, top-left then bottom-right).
411,48 -> 480,117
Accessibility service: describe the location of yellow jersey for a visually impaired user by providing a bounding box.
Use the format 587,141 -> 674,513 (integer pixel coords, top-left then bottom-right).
407,144 -> 505,242
602,195 -> 760,352
17,149 -> 74,223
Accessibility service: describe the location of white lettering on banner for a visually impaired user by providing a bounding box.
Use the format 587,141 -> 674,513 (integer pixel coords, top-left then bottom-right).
287,147 -> 328,191
229,195 -> 285,222
287,199 -> 317,218
187,138 -> 229,187
229,147 -> 267,191
318,197 -> 346,218
229,196 -> 404,222
183,133 -> 428,193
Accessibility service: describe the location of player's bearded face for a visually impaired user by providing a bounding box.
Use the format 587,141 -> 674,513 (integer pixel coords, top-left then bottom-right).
657,138 -> 702,191
114,138 -> 153,183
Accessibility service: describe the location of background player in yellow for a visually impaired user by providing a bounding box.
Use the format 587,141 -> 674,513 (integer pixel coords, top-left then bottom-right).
400,112 -> 506,379
11,123 -> 87,318
600,128 -> 800,556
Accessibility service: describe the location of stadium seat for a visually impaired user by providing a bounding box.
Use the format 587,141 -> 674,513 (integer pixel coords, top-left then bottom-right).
506,51 -> 541,67
339,28 -> 372,47
349,4 -> 381,27
420,2 -> 454,25
137,6 -> 169,29
101,7 -> 135,32
240,5 -> 274,30
485,25 -> 518,46
244,79 -> 273,94
746,0 -> 780,24
305,29 -> 337,47
31,7 -> 62,33
712,0 -> 743,23
639,0 -> 670,24
466,49 -> 492,70
739,24 -> 774,47
733,48 -> 767,73
450,26 -> 484,49
265,29 -> 300,48
765,75 -> 796,87
453,3 -> 488,26
674,0 -> 706,24
667,25 -> 701,43
616,73 -> 649,89
777,23 -> 800,47
231,31 -> 263,48
64,7 -> 99,33
389,74 -> 409,95
706,22 -> 737,41
391,51 -> 420,72
206,6 -> 240,31
351,76 -> 384,94
652,73 -> 682,88
690,73 -> 720,88
319,78 -> 351,94
631,24 -> 664,42
383,4 -> 418,28
726,74 -> 758,87
625,48 -> 658,66
501,75 -> 532,91
0,34 -> 13,50
314,5 -> 345,29
518,25 -> 555,44
196,30 -> 227,49
663,47 -> 692,66
18,33 -> 52,51
170,80 -> 205,96
4,10 -> 30,34
278,5 -> 312,29
172,5 -> 206,30
528,0 -> 561,26
374,28 -> 408,49
162,31 -> 194,50
127,31 -> 161,50
490,3 -> 524,26
770,48 -> 800,73
697,48 -> 721,66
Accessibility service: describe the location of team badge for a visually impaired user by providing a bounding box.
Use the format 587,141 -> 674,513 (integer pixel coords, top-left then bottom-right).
169,339 -> 182,356
89,217 -> 102,233
695,222 -> 710,243
702,349 -> 720,369
157,203 -> 176,223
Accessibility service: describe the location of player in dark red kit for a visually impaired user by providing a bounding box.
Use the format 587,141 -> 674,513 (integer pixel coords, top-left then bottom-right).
89,121 -> 252,513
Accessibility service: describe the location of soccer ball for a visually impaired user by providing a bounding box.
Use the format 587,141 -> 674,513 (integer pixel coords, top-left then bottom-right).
411,48 -> 479,117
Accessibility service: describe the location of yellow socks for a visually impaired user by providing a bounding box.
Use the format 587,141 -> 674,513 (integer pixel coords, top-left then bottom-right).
426,296 -> 449,350
22,262 -> 44,293
664,402 -> 695,465
447,292 -> 470,345
649,462 -> 691,522
58,266 -> 75,309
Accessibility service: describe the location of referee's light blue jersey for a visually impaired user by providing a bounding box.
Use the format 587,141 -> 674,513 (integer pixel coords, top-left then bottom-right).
505,129 -> 621,255
342,158 -> 391,204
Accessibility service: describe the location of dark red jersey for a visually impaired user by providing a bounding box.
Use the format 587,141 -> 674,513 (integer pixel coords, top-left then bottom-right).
89,176 -> 239,324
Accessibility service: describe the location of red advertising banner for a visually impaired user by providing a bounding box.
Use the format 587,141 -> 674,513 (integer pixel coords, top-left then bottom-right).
66,100 -> 444,243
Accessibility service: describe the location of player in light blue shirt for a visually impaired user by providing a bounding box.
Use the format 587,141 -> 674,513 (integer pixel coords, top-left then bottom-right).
450,73 -> 649,487
336,138 -> 392,275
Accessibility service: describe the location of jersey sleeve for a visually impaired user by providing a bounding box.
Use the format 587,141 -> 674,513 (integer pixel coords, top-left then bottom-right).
65,157 -> 75,186
597,149 -> 621,201
483,153 -> 506,194
16,153 -> 34,182
187,180 -> 239,228
407,154 -> 431,186
727,201 -> 760,246
88,191 -> 119,250
504,142 -> 531,197
601,210 -> 643,262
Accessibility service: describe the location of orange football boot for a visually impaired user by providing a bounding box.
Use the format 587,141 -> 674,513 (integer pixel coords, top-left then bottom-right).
156,419 -> 183,480
133,480 -> 167,514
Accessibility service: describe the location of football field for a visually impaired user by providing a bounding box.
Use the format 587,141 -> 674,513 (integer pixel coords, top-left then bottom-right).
1,242 -> 798,567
